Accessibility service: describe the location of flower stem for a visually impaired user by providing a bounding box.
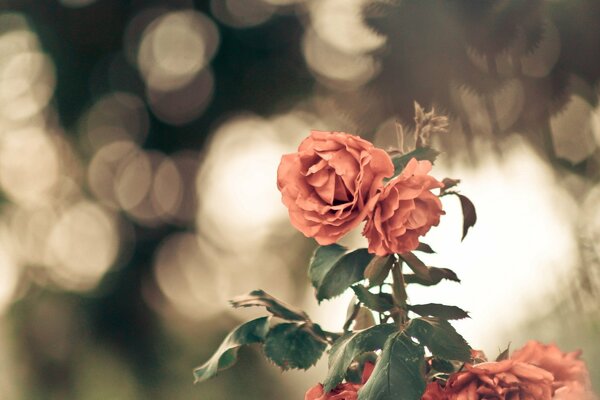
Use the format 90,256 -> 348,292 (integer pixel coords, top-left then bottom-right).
391,258 -> 409,327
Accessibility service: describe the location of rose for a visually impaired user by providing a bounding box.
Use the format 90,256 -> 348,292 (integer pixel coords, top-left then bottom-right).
421,382 -> 447,400
511,341 -> 598,400
304,383 -> 360,400
305,362 -> 374,400
444,359 -> 554,399
363,158 -> 444,256
277,130 -> 394,245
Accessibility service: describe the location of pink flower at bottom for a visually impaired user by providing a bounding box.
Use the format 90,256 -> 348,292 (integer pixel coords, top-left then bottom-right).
444,359 -> 554,400
421,382 -> 447,400
305,363 -> 374,400
511,340 -> 598,400
304,383 -> 361,400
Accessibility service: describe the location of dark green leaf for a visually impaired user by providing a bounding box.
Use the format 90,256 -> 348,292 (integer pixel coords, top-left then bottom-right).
309,245 -> 374,302
440,178 -> 460,194
193,317 -> 269,383
430,357 -> 456,373
406,317 -> 471,362
364,255 -> 393,287
264,323 -> 327,370
391,147 -> 440,177
400,252 -> 431,280
351,285 -> 394,312
309,244 -> 347,288
343,297 -> 360,332
345,352 -> 379,384
404,267 -> 460,286
415,243 -> 435,254
230,289 -> 309,322
458,194 -> 477,241
358,333 -> 426,400
353,306 -> 376,330
324,324 -> 397,392
408,303 -> 470,320
496,344 -> 510,361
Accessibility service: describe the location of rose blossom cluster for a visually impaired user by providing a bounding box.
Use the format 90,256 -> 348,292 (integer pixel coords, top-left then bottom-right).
277,130 -> 444,255
306,341 -> 597,400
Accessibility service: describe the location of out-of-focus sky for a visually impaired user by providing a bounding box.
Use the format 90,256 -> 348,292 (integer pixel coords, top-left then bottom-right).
0,0 -> 599,398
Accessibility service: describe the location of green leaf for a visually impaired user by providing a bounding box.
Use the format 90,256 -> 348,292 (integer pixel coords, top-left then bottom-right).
351,285 -> 394,312
496,344 -> 511,361
404,267 -> 460,286
391,147 -> 440,177
415,243 -> 435,254
353,306 -> 376,330
440,178 -> 460,193
193,317 -> 269,383
264,323 -> 327,370
458,194 -> 477,241
400,252 -> 431,280
406,317 -> 471,362
230,289 -> 309,322
345,352 -> 379,384
364,255 -> 393,287
408,303 -> 470,320
358,333 -> 426,400
324,324 -> 397,392
430,357 -> 456,373
309,245 -> 374,302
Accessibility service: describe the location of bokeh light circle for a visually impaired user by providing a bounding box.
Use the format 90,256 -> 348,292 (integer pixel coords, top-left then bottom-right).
136,10 -> 219,92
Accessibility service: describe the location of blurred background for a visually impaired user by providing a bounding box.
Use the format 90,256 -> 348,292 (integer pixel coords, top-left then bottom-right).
0,0 -> 599,398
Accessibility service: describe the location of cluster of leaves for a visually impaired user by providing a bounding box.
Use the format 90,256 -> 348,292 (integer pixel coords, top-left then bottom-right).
194,147 -> 477,400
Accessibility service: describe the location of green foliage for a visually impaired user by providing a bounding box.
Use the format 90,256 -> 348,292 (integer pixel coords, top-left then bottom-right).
457,194 -> 477,241
193,317 -> 270,383
415,243 -> 435,254
353,307 -> 377,330
400,252 -> 460,286
391,147 -> 440,178
408,303 -> 470,320
430,357 -> 456,374
358,333 -> 426,400
364,255 -> 393,287
351,285 -> 394,312
230,290 -> 309,322
400,252 -> 431,281
345,352 -> 379,384
496,344 -> 511,361
264,322 -> 327,370
404,267 -> 460,286
309,244 -> 374,302
440,178 -> 460,193
406,317 -> 471,362
324,324 -> 397,392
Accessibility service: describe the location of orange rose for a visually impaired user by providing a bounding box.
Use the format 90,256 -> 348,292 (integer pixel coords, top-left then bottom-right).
277,131 -> 394,245
444,360 -> 554,399
305,362 -> 374,400
304,382 -> 360,400
511,341 -> 598,400
363,158 -> 444,256
421,382 -> 447,400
